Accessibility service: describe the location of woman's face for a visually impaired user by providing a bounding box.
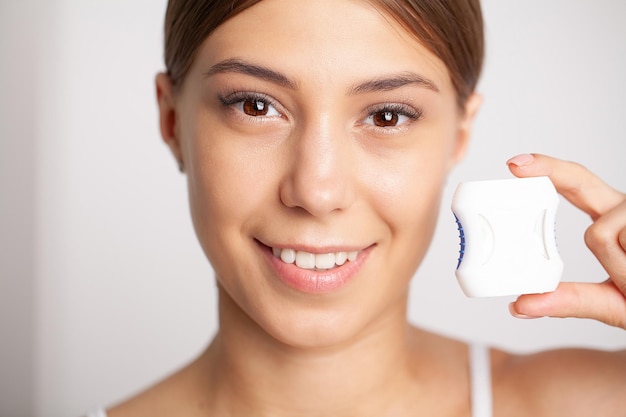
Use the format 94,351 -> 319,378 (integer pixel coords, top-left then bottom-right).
158,0 -> 479,348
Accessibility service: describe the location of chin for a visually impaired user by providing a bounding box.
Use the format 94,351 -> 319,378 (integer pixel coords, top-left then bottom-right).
262,310 -> 368,351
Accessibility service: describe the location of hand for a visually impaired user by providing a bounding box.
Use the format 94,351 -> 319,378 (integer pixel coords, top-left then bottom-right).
506,153 -> 626,329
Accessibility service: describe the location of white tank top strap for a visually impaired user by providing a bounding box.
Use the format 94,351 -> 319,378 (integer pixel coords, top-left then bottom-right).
469,343 -> 493,417
86,408 -> 107,417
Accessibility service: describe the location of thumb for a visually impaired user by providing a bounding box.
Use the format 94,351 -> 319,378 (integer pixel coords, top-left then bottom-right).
510,280 -> 626,329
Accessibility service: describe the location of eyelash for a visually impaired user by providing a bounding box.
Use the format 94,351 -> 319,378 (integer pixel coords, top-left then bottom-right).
368,103 -> 422,120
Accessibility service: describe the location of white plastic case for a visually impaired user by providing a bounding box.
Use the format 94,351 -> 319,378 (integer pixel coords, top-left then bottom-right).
451,176 -> 563,297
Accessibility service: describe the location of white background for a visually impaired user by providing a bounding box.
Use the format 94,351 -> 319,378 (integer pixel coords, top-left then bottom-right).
1,1 -> 625,416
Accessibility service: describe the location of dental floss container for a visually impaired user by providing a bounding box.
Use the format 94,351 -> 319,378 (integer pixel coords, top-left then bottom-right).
451,176 -> 563,297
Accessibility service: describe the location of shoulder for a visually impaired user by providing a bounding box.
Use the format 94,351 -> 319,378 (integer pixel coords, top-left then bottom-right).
492,347 -> 626,417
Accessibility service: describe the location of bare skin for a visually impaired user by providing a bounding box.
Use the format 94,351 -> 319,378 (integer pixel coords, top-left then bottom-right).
105,1 -> 626,416
108,326 -> 626,417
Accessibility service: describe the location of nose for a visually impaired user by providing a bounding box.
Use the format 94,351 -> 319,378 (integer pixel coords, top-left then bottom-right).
279,116 -> 355,217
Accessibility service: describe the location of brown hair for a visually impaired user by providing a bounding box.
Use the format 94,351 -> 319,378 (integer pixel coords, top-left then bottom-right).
163,0 -> 483,106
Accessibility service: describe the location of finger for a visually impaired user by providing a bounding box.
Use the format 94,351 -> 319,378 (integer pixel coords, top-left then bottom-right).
510,280 -> 626,329
506,153 -> 624,220
584,200 -> 626,294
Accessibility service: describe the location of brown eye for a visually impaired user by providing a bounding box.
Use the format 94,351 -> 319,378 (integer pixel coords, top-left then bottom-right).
364,104 -> 420,130
242,98 -> 269,116
219,92 -> 282,118
372,110 -> 399,127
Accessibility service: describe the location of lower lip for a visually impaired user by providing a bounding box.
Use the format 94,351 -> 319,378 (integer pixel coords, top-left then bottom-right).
259,243 -> 372,294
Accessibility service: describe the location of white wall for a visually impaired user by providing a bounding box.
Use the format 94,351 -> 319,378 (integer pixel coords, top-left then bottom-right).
0,1 -> 624,416
0,1 -> 40,416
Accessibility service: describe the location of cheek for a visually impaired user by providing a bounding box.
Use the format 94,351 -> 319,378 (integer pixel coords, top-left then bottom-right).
184,127 -> 270,261
366,138 -> 451,232
368,149 -> 449,284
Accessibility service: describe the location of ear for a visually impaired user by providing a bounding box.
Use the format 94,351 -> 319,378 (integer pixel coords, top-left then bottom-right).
449,92 -> 482,168
155,72 -> 184,171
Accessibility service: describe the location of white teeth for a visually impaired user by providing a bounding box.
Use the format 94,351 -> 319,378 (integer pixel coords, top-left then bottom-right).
295,251 -> 316,269
315,253 -> 336,269
280,248 -> 296,264
273,247 -> 360,270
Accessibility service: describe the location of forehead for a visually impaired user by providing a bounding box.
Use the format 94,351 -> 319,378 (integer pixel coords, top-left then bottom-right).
192,0 -> 453,95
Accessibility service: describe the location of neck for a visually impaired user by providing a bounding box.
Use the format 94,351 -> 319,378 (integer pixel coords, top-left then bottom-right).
204,286 -> 420,417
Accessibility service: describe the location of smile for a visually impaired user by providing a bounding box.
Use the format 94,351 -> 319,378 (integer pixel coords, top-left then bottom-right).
272,247 -> 359,270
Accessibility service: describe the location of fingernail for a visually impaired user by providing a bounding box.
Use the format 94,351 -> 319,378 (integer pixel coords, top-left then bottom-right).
506,153 -> 534,167
509,302 -> 542,319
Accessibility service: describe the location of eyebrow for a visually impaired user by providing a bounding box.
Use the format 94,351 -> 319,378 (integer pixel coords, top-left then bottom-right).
204,58 -> 438,94
204,58 -> 298,89
348,72 -> 439,95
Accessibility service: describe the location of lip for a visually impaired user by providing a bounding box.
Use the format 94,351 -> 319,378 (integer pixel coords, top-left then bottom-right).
256,241 -> 373,294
